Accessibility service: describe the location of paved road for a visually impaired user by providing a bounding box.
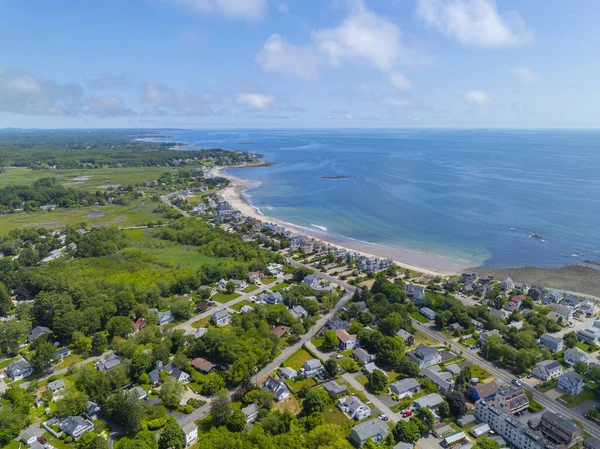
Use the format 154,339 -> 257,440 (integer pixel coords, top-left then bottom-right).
19,353 -> 107,390
412,320 -> 600,440
160,194 -> 191,217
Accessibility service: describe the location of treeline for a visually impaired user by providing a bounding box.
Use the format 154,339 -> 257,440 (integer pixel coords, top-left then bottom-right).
0,177 -> 102,212
0,130 -> 255,169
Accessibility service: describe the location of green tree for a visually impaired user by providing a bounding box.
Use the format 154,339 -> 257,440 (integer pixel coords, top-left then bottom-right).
322,330 -> 339,351
368,369 -> 388,395
0,282 -> 12,316
55,390 -> 89,417
416,407 -> 435,432
445,391 -> 468,418
228,409 -> 247,432
379,313 -> 403,336
158,419 -> 185,449
210,390 -> 232,426
105,390 -> 142,434
31,340 -> 55,373
393,420 -> 421,443
159,379 -> 184,409
106,316 -> 134,338
574,361 -> 588,375
438,401 -> 451,419
76,432 -> 108,449
225,281 -> 236,294
0,406 -> 23,445
475,437 -> 501,449
91,333 -> 108,355
563,332 -> 578,349
302,389 -> 329,415
131,349 -> 153,380
324,359 -> 338,378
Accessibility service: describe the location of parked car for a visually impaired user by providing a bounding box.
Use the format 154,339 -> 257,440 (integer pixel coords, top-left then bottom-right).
512,378 -> 523,386
379,414 -> 388,421
38,437 -> 47,444
403,411 -> 413,418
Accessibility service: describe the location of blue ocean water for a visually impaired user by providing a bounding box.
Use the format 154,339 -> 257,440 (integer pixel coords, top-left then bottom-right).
156,129 -> 600,270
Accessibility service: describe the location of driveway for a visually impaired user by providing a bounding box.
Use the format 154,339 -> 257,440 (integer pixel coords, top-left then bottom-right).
572,397 -> 600,416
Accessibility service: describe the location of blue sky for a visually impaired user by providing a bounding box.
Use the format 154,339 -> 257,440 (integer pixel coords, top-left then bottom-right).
1,0 -> 599,128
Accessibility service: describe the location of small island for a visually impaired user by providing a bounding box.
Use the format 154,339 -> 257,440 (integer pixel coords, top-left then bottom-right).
529,234 -> 543,239
584,259 -> 600,267
321,175 -> 350,179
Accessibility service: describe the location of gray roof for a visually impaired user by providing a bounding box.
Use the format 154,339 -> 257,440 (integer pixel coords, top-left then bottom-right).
421,367 -> 452,392
8,359 -> 32,373
396,329 -> 414,340
28,325 -> 52,343
242,403 -> 259,417
542,410 -> 580,434
446,363 -> 461,375
540,333 -> 563,345
304,359 -> 323,370
181,422 -> 197,435
584,437 -> 600,449
414,344 -> 438,358
353,348 -> 374,362
351,418 -> 390,443
390,377 -> 419,392
414,393 -> 444,408
61,416 -> 93,436
323,380 -> 347,395
560,371 -> 584,385
394,443 -> 414,449
96,354 -> 123,371
213,309 -> 230,320
457,414 -> 477,426
48,379 -> 65,391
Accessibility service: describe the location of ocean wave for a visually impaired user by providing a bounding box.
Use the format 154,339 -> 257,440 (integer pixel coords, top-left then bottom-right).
311,223 -> 328,232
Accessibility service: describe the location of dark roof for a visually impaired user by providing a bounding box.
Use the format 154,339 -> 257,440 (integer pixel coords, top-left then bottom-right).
541,411 -> 580,434
28,326 -> 52,343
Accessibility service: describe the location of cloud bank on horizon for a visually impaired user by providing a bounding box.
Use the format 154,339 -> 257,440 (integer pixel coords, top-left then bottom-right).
0,0 -> 598,128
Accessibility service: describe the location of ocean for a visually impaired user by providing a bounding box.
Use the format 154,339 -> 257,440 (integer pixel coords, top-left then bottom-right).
155,129 -> 600,271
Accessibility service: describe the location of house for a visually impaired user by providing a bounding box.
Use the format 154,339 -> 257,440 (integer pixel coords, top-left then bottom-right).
199,285 -> 216,297
433,423 -> 455,438
457,415 -> 477,427
353,348 -> 375,364
242,403 -> 260,423
364,362 -> 387,377
266,263 -> 283,276
394,443 -> 414,449
389,378 -> 420,399
489,308 -> 506,320
495,384 -> 529,415
325,317 -> 349,331
185,327 -> 207,339
505,295 -> 525,312
420,307 -> 436,320
549,303 -> 573,322
230,280 -> 247,291
129,386 -> 147,400
396,329 -> 415,347
303,275 -> 333,292
538,410 -> 583,447
240,305 -> 254,314
148,361 -> 190,385
532,360 -> 563,381
407,344 -> 441,368
472,423 -> 492,438
499,277 -> 514,292
272,325 -> 292,338
413,393 -> 444,410
421,367 -> 453,393
584,438 -> 600,449
191,357 -> 215,373
212,309 -> 231,327
528,286 -> 545,301
60,416 -> 95,440
85,402 -> 101,420
6,360 -> 32,380
47,379 -> 65,394
470,382 -> 499,401
28,325 -> 53,343
54,347 -> 71,360
279,367 -> 297,379
444,431 -> 468,449
349,419 -> 390,446
21,431 -> 38,446
405,283 -> 425,304
445,363 -> 461,376
471,319 -> 484,330
247,271 -> 264,284
323,380 -> 348,397
132,317 -> 147,334
336,329 -> 358,350
257,292 -> 283,304
303,359 -> 324,378
263,376 -> 290,401
564,347 -> 587,366
539,333 -> 564,352
96,354 -> 124,372
181,422 -> 198,447
289,305 -> 308,319
479,330 -> 502,346
558,372 -> 584,395
150,309 -> 174,326
338,395 -> 371,420
561,295 -> 582,310
449,323 -> 464,332
577,327 -> 600,344
545,290 -> 564,304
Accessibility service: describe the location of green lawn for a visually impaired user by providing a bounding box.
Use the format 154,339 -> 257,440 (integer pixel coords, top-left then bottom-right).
132,237 -> 225,267
559,389 -> 598,408
244,284 -> 259,293
576,341 -> 596,353
192,316 -> 212,328
271,282 -> 290,292
311,336 -> 325,350
323,405 -> 353,428
283,348 -> 315,371
413,330 -> 438,346
230,300 -> 254,311
470,365 -> 491,380
355,374 -> 369,386
0,357 -> 18,370
462,338 -> 477,346
409,312 -> 429,323
263,277 -> 277,285
213,292 -> 241,304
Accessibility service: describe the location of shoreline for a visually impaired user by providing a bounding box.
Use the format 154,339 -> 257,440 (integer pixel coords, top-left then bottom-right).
212,165 -> 457,277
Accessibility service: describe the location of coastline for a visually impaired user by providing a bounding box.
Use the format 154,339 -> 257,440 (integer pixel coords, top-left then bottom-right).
212,165 -> 456,277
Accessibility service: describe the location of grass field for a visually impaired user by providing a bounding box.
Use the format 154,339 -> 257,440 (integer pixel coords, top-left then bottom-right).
0,166 -> 169,190
192,316 -> 212,328
283,348 -> 315,371
272,282 -> 290,292
213,292 -> 241,304
470,365 -> 491,380
230,300 -> 254,311
323,404 -> 353,428
244,284 -> 259,293
559,389 -> 598,408
354,374 -> 369,386
0,357 -> 18,370
410,312 -> 429,323
414,331 -> 438,346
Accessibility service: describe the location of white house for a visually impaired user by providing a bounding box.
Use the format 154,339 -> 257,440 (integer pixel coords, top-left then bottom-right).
263,376 -> 290,401
532,360 -> 563,381
242,403 -> 260,423
564,347 -> 588,366
181,422 -> 198,447
558,372 -> 584,395
336,329 -> 358,350
338,396 -> 371,420
420,307 -> 436,320
539,333 -> 564,353
389,378 -> 420,399
212,309 -> 231,327
407,344 -> 441,368
6,360 -> 33,381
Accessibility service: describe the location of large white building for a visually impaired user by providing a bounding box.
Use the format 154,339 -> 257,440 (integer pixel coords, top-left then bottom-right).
475,401 -> 557,449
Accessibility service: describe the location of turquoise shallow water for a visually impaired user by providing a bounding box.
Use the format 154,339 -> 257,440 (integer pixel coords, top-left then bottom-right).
157,129 -> 600,270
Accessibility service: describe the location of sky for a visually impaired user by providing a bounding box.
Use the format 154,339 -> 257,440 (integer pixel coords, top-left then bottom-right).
1,0 -> 599,129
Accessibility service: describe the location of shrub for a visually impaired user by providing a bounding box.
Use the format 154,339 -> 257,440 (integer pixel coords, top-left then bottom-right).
64,436 -> 73,444
146,416 -> 169,430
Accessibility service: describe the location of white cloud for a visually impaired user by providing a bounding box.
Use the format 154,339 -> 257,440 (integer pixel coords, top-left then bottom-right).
87,73 -> 131,90
256,34 -> 319,79
463,90 -> 489,104
0,67 -> 83,116
417,0 -> 531,47
236,92 -> 274,109
83,95 -> 135,117
511,66 -> 537,83
312,2 -> 402,71
165,0 -> 266,21
141,81 -> 216,114
384,97 -> 416,108
389,72 -> 412,91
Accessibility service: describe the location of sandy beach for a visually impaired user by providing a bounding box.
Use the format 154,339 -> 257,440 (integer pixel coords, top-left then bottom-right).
212,165 -> 457,277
